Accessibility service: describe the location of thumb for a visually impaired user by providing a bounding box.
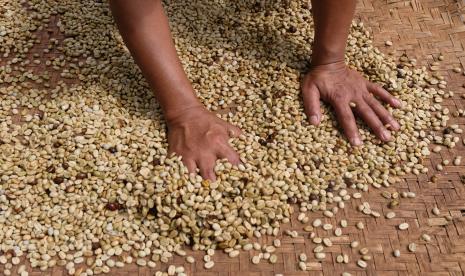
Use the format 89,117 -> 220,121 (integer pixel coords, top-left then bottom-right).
303,83 -> 321,125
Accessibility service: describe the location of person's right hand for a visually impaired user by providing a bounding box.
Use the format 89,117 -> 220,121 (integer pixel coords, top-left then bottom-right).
166,106 -> 242,181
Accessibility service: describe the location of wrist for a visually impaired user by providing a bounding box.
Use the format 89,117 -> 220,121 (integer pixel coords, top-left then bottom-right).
309,60 -> 346,72
157,87 -> 204,124
311,46 -> 345,66
164,103 -> 206,126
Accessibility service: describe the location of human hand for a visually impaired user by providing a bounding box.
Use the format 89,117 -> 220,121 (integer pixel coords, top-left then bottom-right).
166,106 -> 242,181
301,61 -> 402,146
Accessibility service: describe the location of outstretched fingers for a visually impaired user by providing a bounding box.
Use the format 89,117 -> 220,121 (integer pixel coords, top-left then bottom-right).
364,94 -> 400,131
332,99 -> 362,146
354,100 -> 391,142
367,82 -> 402,108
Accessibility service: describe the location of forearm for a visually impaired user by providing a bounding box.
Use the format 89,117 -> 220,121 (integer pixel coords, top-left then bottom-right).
110,0 -> 201,121
310,0 -> 357,66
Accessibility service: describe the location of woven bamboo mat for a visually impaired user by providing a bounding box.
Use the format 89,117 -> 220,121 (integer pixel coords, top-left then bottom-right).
5,0 -> 465,275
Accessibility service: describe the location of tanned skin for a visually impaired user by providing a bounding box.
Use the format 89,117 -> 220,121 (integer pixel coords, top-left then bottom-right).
110,0 -> 401,181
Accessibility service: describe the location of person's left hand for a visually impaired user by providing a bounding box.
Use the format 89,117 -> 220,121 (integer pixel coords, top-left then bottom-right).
301,61 -> 402,146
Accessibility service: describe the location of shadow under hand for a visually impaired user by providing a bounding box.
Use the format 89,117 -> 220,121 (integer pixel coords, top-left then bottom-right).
164,0 -> 314,73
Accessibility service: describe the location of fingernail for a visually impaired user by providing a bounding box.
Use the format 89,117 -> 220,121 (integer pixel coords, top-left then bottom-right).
381,129 -> 391,141
393,99 -> 402,107
391,120 -> 400,130
309,115 -> 319,125
351,137 -> 362,146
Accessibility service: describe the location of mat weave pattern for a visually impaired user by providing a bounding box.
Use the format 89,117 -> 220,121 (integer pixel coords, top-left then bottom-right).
5,0 -> 465,275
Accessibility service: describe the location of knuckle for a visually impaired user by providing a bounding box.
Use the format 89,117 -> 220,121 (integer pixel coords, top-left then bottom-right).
227,152 -> 239,161
221,148 -> 236,159
340,113 -> 353,123
199,165 -> 212,174
337,107 -> 352,119
220,145 -> 232,154
344,126 -> 358,137
329,91 -> 346,103
369,82 -> 378,89
213,136 -> 225,144
202,157 -> 216,167
382,111 -> 393,120
199,168 -> 209,175
207,132 -> 226,143
369,82 -> 381,90
362,91 -> 375,102
183,155 -> 195,163
355,104 -> 369,114
347,121 -> 358,132
230,126 -> 242,136
373,122 -> 385,133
